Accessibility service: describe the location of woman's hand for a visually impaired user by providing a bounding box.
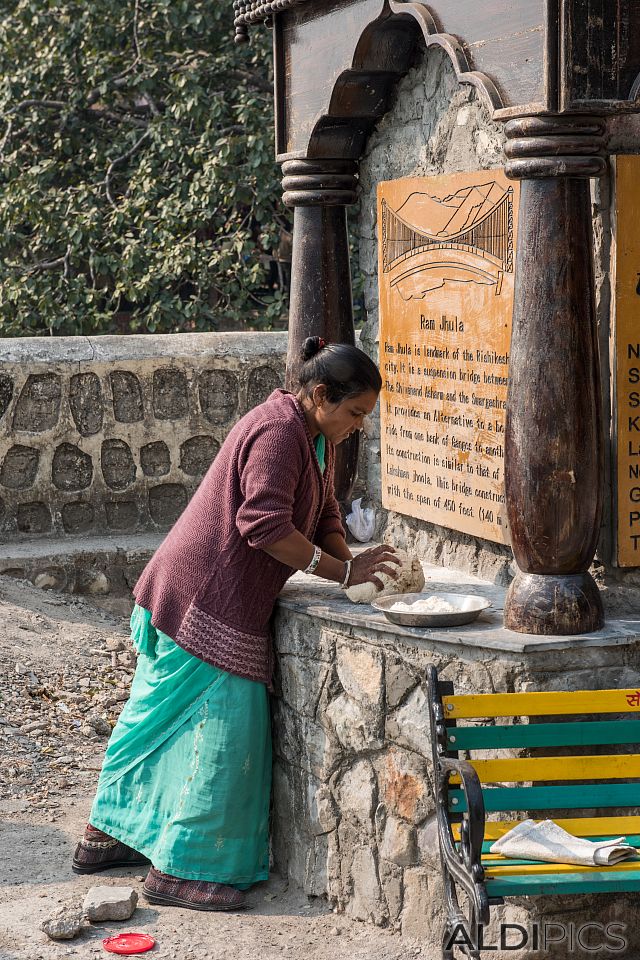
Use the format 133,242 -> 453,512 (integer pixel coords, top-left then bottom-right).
347,544 -> 400,591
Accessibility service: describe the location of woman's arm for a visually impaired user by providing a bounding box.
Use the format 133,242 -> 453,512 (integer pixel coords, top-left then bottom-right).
262,530 -> 347,582
319,531 -> 353,563
262,531 -> 398,589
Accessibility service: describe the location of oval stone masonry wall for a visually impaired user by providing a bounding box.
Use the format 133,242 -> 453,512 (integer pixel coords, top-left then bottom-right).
140,441 -> 171,477
17,501 -> 52,534
52,443 -> 94,491
104,499 -> 140,531
0,332 -> 286,542
13,374 -> 62,432
199,369 -> 239,425
0,375 -> 14,421
179,436 -> 220,477
0,445 -> 40,490
61,501 -> 95,534
110,371 -> 144,423
101,439 -> 136,490
248,364 -> 283,409
148,483 -> 188,525
69,373 -> 103,436
152,368 -> 189,420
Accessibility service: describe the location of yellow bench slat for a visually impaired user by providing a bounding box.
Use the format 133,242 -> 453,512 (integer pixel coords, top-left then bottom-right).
442,688 -> 640,718
485,859 -> 640,878
449,753 -> 640,783
452,816 -> 640,842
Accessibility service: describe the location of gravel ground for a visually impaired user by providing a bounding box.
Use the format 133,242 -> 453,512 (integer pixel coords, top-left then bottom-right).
0,576 -> 420,960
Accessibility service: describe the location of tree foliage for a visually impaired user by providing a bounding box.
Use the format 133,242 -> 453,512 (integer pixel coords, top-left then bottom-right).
0,0 -> 290,335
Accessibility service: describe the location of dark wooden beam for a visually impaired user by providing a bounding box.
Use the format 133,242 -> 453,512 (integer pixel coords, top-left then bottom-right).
282,159 -> 360,500
503,116 -> 606,634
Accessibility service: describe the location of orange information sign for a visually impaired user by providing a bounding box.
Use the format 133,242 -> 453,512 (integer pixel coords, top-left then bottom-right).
615,156 -> 640,567
377,171 -> 519,544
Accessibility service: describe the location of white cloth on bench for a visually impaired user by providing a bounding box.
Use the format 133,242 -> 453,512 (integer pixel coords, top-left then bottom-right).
489,819 -> 636,866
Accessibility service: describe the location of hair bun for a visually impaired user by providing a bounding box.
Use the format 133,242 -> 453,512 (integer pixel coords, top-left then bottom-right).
301,336 -> 327,362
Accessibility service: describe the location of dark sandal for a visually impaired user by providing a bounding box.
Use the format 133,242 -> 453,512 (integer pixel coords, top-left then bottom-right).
72,827 -> 150,874
142,866 -> 247,911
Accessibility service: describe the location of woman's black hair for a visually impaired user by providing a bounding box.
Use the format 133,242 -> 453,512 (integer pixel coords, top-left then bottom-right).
298,336 -> 382,403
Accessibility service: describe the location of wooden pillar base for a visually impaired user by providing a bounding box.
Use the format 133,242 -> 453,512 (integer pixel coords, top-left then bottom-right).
504,571 -> 603,635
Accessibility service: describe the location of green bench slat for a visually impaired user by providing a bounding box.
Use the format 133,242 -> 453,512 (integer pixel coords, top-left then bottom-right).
478,834 -> 640,854
448,782 -> 640,813
485,869 -> 640,897
446,719 -> 640,752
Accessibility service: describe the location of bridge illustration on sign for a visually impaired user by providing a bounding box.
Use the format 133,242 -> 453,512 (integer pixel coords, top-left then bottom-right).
381,181 -> 513,300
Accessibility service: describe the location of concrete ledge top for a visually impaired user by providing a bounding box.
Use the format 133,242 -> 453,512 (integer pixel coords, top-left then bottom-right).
0,532 -> 165,560
0,331 -> 288,365
277,561 -> 640,654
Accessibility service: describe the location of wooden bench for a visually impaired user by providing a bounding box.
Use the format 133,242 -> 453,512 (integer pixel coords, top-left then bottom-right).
426,664 -> 640,959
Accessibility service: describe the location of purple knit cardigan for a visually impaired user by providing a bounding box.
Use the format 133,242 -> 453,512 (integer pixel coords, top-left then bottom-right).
133,389 -> 344,684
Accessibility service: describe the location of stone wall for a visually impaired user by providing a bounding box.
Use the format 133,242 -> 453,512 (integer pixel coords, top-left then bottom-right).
0,332 -> 286,543
272,570 -> 640,957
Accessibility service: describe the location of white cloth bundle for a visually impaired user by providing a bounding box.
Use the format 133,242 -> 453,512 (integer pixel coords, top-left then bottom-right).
489,819 -> 637,867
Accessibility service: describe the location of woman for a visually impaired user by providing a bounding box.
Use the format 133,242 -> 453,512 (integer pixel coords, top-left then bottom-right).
72,337 -> 398,911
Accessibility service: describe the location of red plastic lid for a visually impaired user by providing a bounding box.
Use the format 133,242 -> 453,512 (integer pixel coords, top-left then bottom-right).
102,933 -> 156,955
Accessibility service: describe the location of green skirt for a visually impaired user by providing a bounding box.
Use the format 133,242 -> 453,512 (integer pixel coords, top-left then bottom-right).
90,605 -> 271,887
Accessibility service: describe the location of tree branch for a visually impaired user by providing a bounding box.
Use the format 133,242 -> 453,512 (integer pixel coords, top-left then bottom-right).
86,75 -> 140,106
5,99 -> 67,115
168,56 -> 272,95
85,105 -> 149,127
7,244 -> 73,275
1,95 -> 153,151
104,128 -> 152,207
132,0 -> 143,62
85,0 -> 144,107
0,119 -> 14,157
225,68 -> 273,94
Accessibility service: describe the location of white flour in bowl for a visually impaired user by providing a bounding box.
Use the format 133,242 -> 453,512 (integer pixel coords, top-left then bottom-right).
389,595 -> 458,614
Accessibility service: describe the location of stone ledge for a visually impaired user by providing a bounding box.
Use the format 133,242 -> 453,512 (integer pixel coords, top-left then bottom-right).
0,330 -> 288,364
0,533 -> 162,599
0,531 -> 163,561
277,561 -> 640,653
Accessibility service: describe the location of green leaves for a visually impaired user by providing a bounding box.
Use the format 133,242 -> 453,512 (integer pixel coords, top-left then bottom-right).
0,0 -> 290,335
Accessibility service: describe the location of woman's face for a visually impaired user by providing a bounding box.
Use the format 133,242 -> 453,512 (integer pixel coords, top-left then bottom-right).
311,387 -> 379,445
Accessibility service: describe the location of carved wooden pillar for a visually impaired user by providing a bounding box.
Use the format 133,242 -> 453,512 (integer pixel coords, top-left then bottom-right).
503,116 -> 606,634
282,158 -> 360,500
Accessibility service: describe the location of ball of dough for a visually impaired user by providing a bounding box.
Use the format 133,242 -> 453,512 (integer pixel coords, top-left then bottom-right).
345,548 -> 425,604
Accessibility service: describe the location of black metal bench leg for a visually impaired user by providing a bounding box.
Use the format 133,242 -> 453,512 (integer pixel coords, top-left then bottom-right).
466,902 -> 482,960
442,869 -> 459,959
442,921 -> 455,960
441,868 -> 483,960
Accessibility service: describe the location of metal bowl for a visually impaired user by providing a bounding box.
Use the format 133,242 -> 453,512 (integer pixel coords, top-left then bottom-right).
372,592 -> 492,627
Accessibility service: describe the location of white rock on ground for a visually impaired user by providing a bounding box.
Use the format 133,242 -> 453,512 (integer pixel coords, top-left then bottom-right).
41,911 -> 86,940
83,885 -> 138,921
